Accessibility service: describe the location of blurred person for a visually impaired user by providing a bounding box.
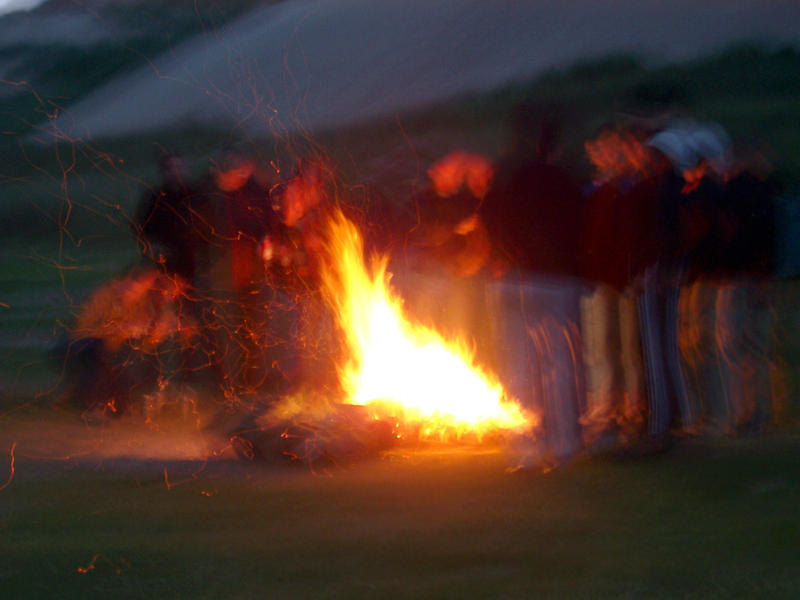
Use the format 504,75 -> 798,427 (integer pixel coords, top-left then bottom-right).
135,152 -> 202,282
482,103 -> 586,464
58,267 -> 196,416
132,151 -> 221,399
717,169 -> 778,433
632,125 -> 696,445
678,151 -> 779,435
579,121 -> 727,451
266,157 -> 340,393
207,151 -> 282,402
421,150 -> 493,279
210,157 -> 342,453
580,127 -> 655,450
399,151 -> 494,357
272,157 -> 333,276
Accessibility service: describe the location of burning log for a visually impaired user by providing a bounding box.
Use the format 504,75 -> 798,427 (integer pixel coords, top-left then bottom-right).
227,402 -> 395,469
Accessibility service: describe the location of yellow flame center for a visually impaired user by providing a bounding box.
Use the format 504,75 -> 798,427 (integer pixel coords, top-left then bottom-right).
320,209 -> 530,440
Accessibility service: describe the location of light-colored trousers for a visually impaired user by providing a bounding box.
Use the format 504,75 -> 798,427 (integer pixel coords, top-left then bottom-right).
486,276 -> 585,461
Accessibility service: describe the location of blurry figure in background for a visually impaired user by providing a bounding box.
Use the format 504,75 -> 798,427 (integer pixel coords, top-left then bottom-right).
423,150 -> 493,279
60,268 -> 196,416
580,127 -> 655,449
482,102 -> 585,464
676,138 -> 779,435
267,157 -> 339,393
646,124 -> 745,443
712,171 -> 777,434
648,121 -> 747,437
134,151 -> 221,396
401,151 -> 493,355
135,152 -> 201,282
215,156 -> 345,459
651,124 -> 732,437
57,152 -> 208,418
581,120 -> 709,452
273,158 -> 332,276
209,151 -> 281,402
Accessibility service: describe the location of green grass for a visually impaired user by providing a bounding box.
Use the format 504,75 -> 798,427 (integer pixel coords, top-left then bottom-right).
0,434 -> 798,599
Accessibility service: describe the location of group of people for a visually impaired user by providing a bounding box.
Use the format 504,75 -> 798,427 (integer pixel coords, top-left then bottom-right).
63,148 -> 335,416
61,109 -> 783,464
405,112 -> 780,462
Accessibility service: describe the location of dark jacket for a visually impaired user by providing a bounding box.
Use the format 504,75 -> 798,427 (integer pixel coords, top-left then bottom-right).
483,158 -> 583,279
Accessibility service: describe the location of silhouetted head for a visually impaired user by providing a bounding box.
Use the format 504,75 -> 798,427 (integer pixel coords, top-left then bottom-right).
647,120 -> 732,179
509,100 -> 566,161
158,152 -> 187,186
272,158 -> 330,227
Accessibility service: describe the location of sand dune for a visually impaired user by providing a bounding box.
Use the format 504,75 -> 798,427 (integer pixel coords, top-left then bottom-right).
37,0 -> 800,140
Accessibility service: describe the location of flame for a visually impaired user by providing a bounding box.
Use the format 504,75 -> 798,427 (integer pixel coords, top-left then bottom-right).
318,208 -> 531,441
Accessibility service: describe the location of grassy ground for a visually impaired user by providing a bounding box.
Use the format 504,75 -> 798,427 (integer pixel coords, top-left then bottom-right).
0,433 -> 798,599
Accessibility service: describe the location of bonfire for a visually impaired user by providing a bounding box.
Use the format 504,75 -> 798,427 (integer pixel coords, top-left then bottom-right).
241,208 -> 535,467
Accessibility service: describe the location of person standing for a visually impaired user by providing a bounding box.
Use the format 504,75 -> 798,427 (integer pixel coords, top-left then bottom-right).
580,127 -> 656,450
208,152 -> 281,402
679,158 -> 779,435
133,151 -> 216,400
482,103 -> 586,464
135,152 -> 199,282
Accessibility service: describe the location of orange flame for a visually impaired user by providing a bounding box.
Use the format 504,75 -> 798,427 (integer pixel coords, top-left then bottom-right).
318,209 -> 531,441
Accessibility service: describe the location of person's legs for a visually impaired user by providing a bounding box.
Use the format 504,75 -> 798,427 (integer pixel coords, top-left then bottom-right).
618,289 -> 647,440
638,265 -> 671,437
662,268 -> 692,430
523,278 -> 584,460
678,279 -> 719,432
488,276 -> 584,463
580,284 -> 621,448
485,280 -> 540,417
717,279 -> 773,433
